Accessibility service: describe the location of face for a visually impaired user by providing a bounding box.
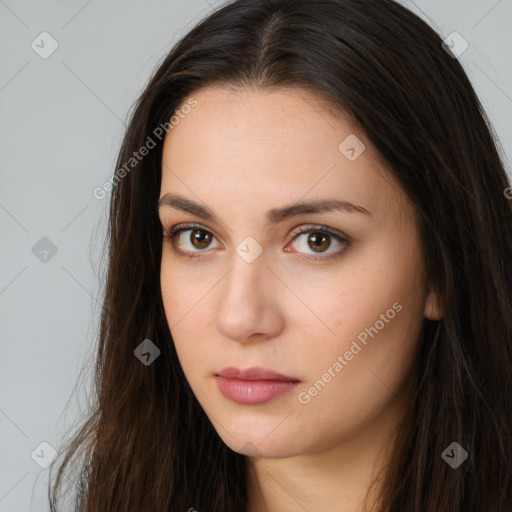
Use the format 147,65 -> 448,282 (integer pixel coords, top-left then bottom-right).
158,85 -> 440,458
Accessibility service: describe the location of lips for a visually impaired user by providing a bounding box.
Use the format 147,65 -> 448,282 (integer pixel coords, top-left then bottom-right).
215,366 -> 301,405
215,366 -> 300,382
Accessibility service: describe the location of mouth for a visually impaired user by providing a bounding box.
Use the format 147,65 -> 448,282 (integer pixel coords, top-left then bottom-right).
215,366 -> 301,405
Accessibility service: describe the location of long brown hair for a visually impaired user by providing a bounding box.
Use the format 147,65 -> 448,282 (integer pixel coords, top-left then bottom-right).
49,0 -> 512,510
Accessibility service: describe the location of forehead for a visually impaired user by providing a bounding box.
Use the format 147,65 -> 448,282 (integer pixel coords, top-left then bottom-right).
160,85 -> 412,227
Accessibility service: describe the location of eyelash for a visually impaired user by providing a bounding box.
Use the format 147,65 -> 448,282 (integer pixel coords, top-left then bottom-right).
162,222 -> 350,261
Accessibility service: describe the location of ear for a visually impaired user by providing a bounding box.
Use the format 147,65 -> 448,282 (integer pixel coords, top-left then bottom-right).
424,287 -> 443,321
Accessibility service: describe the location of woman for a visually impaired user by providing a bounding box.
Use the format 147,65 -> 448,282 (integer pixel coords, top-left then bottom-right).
49,0 -> 512,510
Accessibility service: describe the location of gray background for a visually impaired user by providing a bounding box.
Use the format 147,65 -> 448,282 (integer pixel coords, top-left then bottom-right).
0,1 -> 510,510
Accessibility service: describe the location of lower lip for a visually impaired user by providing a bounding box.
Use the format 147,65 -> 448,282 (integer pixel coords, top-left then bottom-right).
216,376 -> 300,405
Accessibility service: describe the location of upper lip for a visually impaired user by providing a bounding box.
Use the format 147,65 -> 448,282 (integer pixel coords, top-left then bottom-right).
215,366 -> 300,382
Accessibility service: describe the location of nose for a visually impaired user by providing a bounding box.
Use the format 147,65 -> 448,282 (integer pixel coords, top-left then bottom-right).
215,253 -> 285,343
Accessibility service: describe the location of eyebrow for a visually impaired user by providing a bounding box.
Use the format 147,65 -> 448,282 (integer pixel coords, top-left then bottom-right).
157,193 -> 372,225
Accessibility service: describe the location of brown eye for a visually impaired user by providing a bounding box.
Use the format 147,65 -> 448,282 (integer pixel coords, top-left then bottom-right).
306,232 -> 331,253
189,229 -> 213,249
287,226 -> 349,260
163,224 -> 221,257
163,223 -> 349,262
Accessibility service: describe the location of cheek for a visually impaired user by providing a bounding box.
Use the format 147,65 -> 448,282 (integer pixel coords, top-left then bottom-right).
287,291 -> 423,452
285,246 -> 424,353
160,252 -> 211,328
160,263 -> 195,363
160,261 -> 181,328
292,248 -> 425,425
160,260 -> 218,379
290,273 -> 423,399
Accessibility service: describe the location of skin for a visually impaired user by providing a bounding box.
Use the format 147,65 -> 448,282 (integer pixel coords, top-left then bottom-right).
158,85 -> 442,512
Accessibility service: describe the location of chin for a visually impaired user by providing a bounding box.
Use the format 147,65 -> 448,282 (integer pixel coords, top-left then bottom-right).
213,425 -> 305,459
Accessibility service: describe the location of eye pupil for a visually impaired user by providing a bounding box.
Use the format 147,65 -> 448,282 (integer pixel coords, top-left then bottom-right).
191,229 -> 212,249
308,233 -> 330,252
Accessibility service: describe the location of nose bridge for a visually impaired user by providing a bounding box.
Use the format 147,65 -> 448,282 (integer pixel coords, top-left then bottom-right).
215,246 -> 283,341
222,247 -> 268,308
